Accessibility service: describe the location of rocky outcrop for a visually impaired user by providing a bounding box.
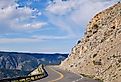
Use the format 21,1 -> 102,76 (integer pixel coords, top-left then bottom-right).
29,65 -> 44,76
61,2 -> 121,82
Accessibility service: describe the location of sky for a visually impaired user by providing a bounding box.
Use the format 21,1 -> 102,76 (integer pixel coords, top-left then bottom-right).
0,0 -> 120,53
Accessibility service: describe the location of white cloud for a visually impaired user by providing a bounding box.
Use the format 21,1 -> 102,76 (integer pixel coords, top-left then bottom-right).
0,38 -> 39,44
0,0 -> 46,33
10,21 -> 47,31
45,13 -> 76,36
0,34 -> 76,44
46,0 -> 76,15
0,0 -> 15,8
46,0 -> 120,38
32,35 -> 77,40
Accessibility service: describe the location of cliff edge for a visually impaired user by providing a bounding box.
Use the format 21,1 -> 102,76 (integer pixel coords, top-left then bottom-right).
60,2 -> 121,82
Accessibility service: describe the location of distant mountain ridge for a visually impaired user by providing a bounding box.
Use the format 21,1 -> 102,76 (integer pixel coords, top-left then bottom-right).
0,51 -> 39,71
0,51 -> 68,79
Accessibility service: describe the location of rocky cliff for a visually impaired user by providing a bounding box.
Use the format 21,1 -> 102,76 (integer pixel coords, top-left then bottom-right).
61,2 -> 121,82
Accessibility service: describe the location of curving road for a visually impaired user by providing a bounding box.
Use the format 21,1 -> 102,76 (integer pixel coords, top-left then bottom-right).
34,66 -> 99,82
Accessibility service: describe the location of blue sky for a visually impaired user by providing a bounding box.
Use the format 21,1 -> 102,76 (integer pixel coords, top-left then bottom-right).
0,0 -> 120,53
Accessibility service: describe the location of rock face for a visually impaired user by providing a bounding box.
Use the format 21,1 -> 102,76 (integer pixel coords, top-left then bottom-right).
61,2 -> 121,82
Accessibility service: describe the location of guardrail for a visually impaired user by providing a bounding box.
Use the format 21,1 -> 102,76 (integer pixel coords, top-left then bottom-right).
0,65 -> 48,82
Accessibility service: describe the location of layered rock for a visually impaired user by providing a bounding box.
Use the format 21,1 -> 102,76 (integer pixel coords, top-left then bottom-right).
61,2 -> 121,82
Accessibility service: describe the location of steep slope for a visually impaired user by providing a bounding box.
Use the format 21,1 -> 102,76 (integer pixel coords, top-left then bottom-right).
61,2 -> 121,82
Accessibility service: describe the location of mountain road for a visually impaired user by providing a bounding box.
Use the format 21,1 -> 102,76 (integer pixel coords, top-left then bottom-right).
34,66 -> 99,82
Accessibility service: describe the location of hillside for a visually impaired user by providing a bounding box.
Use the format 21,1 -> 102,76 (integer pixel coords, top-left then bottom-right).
61,2 -> 121,82
0,69 -> 29,79
0,52 -> 39,71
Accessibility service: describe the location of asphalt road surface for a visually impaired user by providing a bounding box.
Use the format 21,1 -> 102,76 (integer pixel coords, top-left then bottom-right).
34,66 -> 99,82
